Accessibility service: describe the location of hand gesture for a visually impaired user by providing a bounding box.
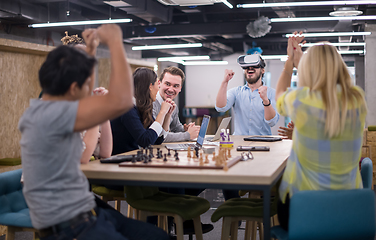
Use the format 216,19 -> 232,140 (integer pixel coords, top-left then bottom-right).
258,85 -> 268,102
288,31 -> 306,68
184,122 -> 195,131
96,24 -> 122,46
223,69 -> 235,83
82,28 -> 99,56
165,98 -> 176,115
187,125 -> 200,140
278,121 -> 294,140
93,87 -> 108,96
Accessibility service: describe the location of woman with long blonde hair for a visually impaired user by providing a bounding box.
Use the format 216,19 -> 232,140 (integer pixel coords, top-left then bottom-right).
275,32 -> 367,230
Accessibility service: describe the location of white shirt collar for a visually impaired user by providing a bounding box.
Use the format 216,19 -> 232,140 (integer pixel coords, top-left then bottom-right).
156,91 -> 164,104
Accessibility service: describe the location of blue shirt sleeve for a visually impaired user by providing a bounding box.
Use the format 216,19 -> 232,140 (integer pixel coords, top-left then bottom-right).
264,87 -> 280,127
215,87 -> 237,112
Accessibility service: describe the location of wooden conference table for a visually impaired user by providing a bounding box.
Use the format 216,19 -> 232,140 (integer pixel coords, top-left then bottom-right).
81,135 -> 292,240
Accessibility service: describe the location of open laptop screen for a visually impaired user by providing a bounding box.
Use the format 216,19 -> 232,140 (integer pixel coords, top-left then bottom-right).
196,115 -> 210,146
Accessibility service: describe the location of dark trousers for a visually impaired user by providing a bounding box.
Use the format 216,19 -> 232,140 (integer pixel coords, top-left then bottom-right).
41,198 -> 169,240
222,189 -> 240,201
277,194 -> 290,231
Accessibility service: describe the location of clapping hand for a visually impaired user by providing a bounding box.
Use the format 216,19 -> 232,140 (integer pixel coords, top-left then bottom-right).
287,31 -> 306,68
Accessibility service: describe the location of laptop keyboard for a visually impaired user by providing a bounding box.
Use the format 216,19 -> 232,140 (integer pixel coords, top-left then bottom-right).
177,143 -> 198,148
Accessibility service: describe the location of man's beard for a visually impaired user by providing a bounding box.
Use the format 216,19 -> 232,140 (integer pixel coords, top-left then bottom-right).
245,71 -> 262,85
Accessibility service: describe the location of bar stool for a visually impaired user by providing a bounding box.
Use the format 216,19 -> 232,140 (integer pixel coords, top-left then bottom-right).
125,186 -> 210,240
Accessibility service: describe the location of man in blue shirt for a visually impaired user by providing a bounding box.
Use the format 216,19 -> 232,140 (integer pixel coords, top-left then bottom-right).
215,54 -> 279,135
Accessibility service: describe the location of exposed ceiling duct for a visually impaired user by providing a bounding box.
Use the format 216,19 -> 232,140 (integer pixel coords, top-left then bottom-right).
104,0 -> 172,23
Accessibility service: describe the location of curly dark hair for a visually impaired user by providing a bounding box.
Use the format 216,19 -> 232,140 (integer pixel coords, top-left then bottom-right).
133,67 -> 158,128
39,45 -> 96,96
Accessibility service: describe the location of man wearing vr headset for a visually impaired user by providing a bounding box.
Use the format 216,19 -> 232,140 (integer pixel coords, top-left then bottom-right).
215,54 -> 279,135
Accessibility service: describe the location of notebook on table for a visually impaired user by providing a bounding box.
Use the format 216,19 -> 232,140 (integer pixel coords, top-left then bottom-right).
205,117 -> 231,142
165,115 -> 211,151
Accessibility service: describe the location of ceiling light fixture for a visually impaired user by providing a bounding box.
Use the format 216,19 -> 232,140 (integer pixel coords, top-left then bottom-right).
261,55 -> 288,60
29,18 -> 132,28
339,50 -> 364,54
262,50 -> 364,61
270,15 -> 376,23
222,0 -> 233,9
285,32 -> 371,37
132,43 -> 202,50
329,7 -> 363,17
158,56 -> 210,62
237,1 -> 376,8
301,42 -> 365,47
183,61 -> 228,65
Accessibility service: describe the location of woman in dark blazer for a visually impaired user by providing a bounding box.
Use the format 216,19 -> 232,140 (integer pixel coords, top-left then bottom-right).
111,67 -> 175,155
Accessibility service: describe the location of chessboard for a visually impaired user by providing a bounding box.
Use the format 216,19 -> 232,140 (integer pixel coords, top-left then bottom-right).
118,146 -> 241,170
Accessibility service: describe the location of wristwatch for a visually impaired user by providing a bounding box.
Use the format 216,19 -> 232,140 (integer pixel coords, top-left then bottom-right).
262,99 -> 271,107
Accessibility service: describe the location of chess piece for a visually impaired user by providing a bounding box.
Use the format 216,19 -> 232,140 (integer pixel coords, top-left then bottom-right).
212,152 -> 216,162
149,146 -> 154,158
194,147 -> 199,158
143,155 -> 148,164
205,154 -> 209,164
223,159 -> 229,171
228,149 -> 232,158
199,153 -> 204,166
131,155 -> 137,163
167,149 -> 171,157
157,150 -> 162,159
187,147 -> 191,158
163,154 -> 167,162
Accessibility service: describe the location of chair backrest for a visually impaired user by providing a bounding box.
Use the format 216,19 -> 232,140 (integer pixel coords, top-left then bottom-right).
288,189 -> 376,240
0,169 -> 28,215
361,158 -> 373,189
124,186 -> 159,204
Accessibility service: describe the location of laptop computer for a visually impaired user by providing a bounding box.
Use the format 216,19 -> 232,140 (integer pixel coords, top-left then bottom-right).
205,117 -> 231,142
165,115 -> 211,151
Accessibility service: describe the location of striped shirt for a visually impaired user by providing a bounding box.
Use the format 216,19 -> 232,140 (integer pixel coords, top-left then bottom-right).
277,86 -> 367,203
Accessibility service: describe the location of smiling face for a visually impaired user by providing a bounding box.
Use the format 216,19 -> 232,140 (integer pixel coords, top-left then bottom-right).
244,66 -> 265,85
159,72 -> 182,100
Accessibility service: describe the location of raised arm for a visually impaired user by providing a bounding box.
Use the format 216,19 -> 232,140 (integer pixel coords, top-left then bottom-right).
276,32 -> 304,100
74,24 -> 134,132
216,69 -> 234,108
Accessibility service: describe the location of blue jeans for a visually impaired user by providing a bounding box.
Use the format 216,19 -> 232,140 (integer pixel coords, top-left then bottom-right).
41,201 -> 169,240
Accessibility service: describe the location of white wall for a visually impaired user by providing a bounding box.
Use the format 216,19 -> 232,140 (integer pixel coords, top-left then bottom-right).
185,53 -> 286,135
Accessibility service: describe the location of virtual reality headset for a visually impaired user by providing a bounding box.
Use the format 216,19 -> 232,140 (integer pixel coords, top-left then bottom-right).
237,54 -> 266,69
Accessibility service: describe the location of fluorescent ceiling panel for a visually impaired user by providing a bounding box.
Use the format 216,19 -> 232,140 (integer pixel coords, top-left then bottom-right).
285,32 -> 371,37
132,43 -> 202,50
29,18 -> 132,28
237,1 -> 376,8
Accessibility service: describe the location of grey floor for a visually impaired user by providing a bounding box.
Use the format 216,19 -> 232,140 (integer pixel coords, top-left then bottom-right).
0,189 -> 259,240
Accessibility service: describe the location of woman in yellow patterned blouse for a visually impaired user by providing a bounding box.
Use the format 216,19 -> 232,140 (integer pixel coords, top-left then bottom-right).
275,31 -> 367,230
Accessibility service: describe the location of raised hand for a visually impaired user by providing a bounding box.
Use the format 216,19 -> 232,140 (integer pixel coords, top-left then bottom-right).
258,85 -> 269,103
82,28 -> 99,56
288,31 -> 306,68
96,24 -> 123,46
223,69 -> 235,83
